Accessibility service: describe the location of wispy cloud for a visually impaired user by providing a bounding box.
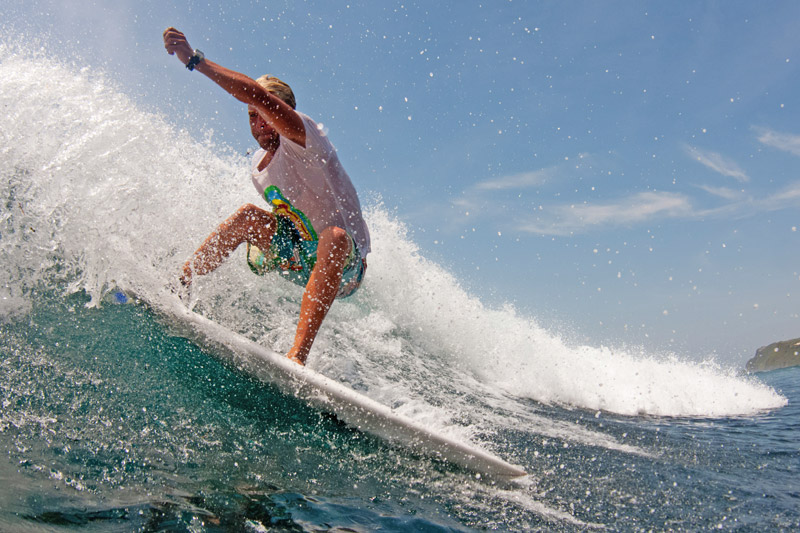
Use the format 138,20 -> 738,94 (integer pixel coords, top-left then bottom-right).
754,127 -> 800,156
446,156 -> 590,226
465,153 -> 592,195
471,154 -> 592,191
518,191 -> 693,236
694,184 -> 746,201
439,146 -> 798,238
473,168 -> 552,191
685,146 -> 749,182
762,181 -> 800,210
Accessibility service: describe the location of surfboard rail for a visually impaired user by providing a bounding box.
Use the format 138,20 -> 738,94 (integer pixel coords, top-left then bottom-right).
151,295 -> 527,480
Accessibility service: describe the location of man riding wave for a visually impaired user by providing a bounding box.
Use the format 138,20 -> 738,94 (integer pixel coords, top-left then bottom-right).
163,27 -> 370,365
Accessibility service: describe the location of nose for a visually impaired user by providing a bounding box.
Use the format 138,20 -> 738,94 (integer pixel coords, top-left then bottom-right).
250,114 -> 267,133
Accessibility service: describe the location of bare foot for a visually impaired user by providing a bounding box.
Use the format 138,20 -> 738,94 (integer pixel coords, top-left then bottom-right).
179,264 -> 193,288
287,353 -> 306,366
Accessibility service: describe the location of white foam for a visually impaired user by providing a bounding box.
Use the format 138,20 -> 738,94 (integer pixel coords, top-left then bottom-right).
359,208 -> 787,418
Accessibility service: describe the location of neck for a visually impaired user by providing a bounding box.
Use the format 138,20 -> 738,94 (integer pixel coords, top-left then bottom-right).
256,137 -> 280,172
260,135 -> 280,154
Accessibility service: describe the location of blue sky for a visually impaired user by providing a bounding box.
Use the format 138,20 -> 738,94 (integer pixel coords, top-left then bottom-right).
5,1 -> 800,362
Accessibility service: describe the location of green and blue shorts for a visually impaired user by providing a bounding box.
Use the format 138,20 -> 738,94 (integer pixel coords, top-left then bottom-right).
246,214 -> 366,299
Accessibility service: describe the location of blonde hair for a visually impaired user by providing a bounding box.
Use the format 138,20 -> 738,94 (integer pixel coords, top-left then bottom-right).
255,75 -> 297,110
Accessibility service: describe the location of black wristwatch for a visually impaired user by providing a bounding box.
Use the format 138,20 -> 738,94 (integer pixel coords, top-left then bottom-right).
186,49 -> 204,71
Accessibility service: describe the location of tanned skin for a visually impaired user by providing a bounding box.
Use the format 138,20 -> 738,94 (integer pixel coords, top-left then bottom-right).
163,27 -> 352,365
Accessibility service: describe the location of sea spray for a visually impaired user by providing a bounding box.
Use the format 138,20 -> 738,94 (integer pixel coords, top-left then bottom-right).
0,41 -> 249,311
358,208 -> 787,417
2,34 -> 799,533
0,42 -> 786,428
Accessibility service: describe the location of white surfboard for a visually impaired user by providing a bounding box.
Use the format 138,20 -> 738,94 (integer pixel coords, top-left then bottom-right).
149,294 -> 527,479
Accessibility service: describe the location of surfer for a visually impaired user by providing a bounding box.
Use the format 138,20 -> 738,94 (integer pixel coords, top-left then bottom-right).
162,27 -> 370,366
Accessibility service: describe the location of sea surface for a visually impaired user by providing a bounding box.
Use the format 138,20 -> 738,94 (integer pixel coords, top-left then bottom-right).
2,41 -> 798,532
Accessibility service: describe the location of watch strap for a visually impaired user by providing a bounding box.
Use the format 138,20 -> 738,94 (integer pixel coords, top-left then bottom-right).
186,49 -> 204,71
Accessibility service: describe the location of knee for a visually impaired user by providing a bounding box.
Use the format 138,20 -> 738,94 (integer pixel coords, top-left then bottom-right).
234,203 -> 271,225
236,203 -> 267,220
232,203 -> 274,239
319,226 -> 351,259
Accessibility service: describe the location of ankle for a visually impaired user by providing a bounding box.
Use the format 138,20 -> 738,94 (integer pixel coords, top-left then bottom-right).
287,352 -> 306,366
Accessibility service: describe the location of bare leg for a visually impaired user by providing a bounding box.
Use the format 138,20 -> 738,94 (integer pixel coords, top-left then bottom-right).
287,226 -> 351,365
181,203 -> 275,286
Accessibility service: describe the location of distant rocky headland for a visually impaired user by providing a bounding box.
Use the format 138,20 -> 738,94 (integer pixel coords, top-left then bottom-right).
746,338 -> 800,372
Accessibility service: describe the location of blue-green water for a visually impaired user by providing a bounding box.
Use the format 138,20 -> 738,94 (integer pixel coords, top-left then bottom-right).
1,41 -> 798,531
1,292 -> 799,531
0,292 -> 474,531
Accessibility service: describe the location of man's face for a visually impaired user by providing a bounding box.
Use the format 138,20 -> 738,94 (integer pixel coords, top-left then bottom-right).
248,105 -> 278,149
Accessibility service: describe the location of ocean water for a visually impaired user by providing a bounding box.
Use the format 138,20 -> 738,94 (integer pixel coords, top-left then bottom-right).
1,42 -> 798,532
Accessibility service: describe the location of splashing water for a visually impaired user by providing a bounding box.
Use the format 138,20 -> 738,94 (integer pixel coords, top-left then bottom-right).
0,39 -> 785,424
2,35 -> 798,532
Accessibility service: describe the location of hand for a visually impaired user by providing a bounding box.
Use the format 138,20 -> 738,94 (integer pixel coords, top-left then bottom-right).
163,27 -> 194,66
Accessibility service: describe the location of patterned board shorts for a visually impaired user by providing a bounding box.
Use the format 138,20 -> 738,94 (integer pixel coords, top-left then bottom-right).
246,215 -> 366,299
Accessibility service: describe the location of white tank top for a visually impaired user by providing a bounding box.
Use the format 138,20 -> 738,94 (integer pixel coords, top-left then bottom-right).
250,113 -> 370,256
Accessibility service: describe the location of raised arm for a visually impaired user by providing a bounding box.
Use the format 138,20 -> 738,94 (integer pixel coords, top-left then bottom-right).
162,27 -> 306,147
